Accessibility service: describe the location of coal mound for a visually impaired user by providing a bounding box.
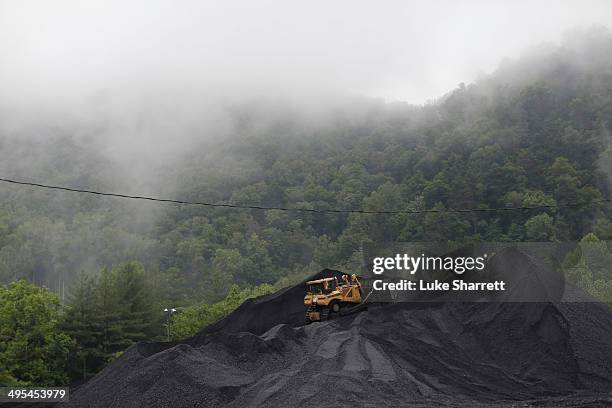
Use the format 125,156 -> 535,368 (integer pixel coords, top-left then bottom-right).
194,268 -> 347,337
66,268 -> 612,408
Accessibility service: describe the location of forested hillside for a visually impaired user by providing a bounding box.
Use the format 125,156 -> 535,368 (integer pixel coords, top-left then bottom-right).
1,29 -> 611,385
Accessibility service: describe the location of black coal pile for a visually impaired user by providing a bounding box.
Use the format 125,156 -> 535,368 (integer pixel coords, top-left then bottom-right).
66,269 -> 612,408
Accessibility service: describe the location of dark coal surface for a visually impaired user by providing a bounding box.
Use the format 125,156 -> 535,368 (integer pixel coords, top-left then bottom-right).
65,269 -> 612,408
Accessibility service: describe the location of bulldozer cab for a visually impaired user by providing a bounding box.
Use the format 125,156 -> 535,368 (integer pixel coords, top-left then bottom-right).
307,282 -> 324,294
304,274 -> 365,323
306,277 -> 337,295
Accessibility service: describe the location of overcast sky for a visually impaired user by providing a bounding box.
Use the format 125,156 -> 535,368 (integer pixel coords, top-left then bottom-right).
1,0 -> 612,107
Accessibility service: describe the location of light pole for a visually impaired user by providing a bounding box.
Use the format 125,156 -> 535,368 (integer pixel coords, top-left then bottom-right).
164,308 -> 177,341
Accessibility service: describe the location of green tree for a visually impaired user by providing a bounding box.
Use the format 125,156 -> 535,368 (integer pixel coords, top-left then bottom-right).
208,249 -> 243,301
95,267 -> 126,362
91,262 -> 160,363
422,203 -> 471,241
525,213 -> 555,241
563,233 -> 612,304
239,234 -> 275,285
0,281 -> 74,386
62,272 -> 105,381
107,262 -> 159,347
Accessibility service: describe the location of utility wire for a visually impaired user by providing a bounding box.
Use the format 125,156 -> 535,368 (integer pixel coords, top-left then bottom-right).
0,177 -> 610,215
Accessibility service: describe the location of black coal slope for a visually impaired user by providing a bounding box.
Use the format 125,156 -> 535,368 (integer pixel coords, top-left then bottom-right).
67,270 -> 612,408
193,268 -> 347,338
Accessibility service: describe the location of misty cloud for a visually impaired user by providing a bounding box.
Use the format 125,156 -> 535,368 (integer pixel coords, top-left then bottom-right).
2,0 -> 612,108
1,0 -> 612,192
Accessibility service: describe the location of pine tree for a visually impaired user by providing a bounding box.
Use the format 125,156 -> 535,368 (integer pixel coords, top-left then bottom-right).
96,267 -> 127,362
111,262 -> 158,345
62,272 -> 104,381
62,263 -> 162,381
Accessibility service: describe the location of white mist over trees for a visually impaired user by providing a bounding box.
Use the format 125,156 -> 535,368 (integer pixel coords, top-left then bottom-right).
0,28 -> 610,293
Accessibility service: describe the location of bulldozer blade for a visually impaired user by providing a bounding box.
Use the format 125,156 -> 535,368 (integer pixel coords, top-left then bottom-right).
339,302 -> 368,316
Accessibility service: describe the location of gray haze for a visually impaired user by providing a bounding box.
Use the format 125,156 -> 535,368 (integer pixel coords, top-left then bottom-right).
1,0 -> 612,179
1,0 -> 612,106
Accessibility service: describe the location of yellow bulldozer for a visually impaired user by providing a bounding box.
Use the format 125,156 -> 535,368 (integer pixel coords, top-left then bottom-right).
304,274 -> 366,323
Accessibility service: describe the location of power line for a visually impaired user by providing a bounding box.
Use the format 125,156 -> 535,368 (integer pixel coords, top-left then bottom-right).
0,176 -> 610,215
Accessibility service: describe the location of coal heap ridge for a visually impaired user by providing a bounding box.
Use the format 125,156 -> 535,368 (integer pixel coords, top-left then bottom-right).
66,268 -> 612,408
